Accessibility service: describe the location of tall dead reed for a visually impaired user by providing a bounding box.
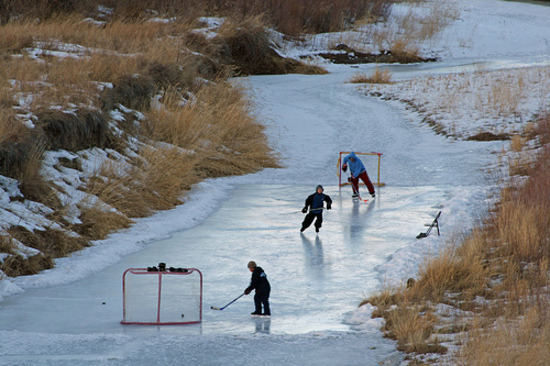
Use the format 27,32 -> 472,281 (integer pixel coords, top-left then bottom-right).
144,80 -> 280,177
366,113 -> 550,363
370,1 -> 458,56
3,0 -> 394,36
208,0 -> 393,35
349,66 -> 392,84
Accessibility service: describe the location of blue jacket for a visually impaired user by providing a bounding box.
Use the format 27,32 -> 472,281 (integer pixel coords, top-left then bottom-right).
343,152 -> 366,177
304,192 -> 332,212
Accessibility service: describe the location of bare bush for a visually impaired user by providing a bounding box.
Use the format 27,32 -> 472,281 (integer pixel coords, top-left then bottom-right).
215,16 -> 325,75
36,110 -> 118,151
73,202 -> 134,240
7,225 -> 88,258
349,66 -> 392,84
144,80 -> 279,176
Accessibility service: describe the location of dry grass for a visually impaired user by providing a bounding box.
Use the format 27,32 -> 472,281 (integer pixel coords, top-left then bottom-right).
215,16 -> 327,76
0,108 -> 29,144
370,1 -> 458,55
0,12 -> 285,276
3,0 -> 395,35
0,27 -> 33,55
7,226 -> 88,258
349,66 -> 392,84
199,0 -> 393,35
510,135 -> 525,152
365,113 -> 550,364
73,201 -> 134,240
0,251 -> 54,277
366,284 -> 448,355
386,307 -> 445,354
458,306 -> 550,365
366,66 -> 550,139
144,81 -> 280,177
80,79 -> 279,223
416,245 -> 488,302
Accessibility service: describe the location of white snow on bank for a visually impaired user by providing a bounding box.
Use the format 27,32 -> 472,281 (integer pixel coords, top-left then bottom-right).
10,178 -> 232,290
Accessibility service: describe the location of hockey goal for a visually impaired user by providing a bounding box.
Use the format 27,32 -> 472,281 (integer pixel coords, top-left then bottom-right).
121,267 -> 203,325
336,151 -> 385,187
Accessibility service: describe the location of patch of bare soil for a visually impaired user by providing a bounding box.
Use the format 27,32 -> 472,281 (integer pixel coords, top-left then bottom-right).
467,132 -> 510,141
310,44 -> 438,64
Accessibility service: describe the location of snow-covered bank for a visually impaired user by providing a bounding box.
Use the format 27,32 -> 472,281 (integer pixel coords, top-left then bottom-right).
3,0 -> 550,300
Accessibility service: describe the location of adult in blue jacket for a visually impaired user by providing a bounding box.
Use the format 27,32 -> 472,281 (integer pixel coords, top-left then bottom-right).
342,152 -> 376,198
244,261 -> 271,316
300,185 -> 332,233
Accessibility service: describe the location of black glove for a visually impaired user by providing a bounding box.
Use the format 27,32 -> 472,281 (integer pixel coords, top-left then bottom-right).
371,193 -> 376,198
302,207 -> 308,213
342,164 -> 347,173
327,203 -> 331,210
347,177 -> 352,182
244,289 -> 251,295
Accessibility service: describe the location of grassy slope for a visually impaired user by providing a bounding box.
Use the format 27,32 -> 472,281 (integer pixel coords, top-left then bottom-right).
0,0 -> 387,276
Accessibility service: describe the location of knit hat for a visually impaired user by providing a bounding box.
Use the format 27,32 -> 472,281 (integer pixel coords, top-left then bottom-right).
247,261 -> 257,269
316,185 -> 324,192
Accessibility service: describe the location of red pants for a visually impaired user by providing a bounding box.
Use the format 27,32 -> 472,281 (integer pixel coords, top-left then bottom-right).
351,171 -> 375,195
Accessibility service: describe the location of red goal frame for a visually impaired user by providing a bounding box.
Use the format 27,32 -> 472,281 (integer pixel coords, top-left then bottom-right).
121,267 -> 203,325
337,151 -> 385,187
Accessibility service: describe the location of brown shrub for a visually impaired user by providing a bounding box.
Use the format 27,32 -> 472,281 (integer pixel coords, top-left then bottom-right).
100,75 -> 156,112
73,204 -> 133,240
144,80 -> 279,176
0,28 -> 33,54
7,226 -> 88,258
83,146 -> 200,218
467,132 -> 510,141
215,16 -> 326,75
35,110 -> 118,151
535,114 -> 550,145
0,132 -> 60,208
0,253 -> 54,277
205,0 -> 392,35
350,66 -> 392,84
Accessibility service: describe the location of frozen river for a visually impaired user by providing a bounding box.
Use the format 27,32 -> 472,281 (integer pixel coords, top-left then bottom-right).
7,0 -> 550,360
0,61 -> 504,365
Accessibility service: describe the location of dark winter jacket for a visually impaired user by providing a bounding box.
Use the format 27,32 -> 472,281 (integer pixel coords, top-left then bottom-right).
245,267 -> 271,297
304,192 -> 332,213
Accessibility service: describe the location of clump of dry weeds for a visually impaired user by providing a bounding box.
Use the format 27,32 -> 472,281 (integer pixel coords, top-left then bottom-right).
364,113 -> 550,364
349,66 -> 392,84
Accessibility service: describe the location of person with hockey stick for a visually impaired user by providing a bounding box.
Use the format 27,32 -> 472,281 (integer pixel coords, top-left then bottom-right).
244,261 -> 271,316
300,185 -> 332,233
342,152 -> 376,199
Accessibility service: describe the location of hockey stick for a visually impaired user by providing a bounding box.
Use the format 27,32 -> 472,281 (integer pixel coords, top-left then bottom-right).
347,173 -> 369,203
309,207 -> 328,212
210,293 -> 245,311
353,193 -> 368,203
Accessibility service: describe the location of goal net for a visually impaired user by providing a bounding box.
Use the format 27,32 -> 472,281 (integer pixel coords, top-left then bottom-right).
336,151 -> 385,187
121,267 -> 203,325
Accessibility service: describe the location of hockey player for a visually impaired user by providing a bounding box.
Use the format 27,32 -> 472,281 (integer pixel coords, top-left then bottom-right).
300,185 -> 332,233
244,261 -> 271,316
342,152 -> 376,199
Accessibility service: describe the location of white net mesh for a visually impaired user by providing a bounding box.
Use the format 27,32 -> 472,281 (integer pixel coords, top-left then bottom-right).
122,268 -> 202,324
